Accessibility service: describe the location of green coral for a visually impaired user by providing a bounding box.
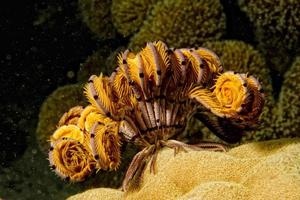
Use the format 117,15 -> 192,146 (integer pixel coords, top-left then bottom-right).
78,0 -> 116,39
77,50 -> 109,83
238,0 -> 300,75
104,46 -> 126,73
200,40 -> 275,141
36,84 -> 87,153
128,0 -> 226,50
274,56 -> 300,138
111,0 -> 160,37
77,46 -> 125,83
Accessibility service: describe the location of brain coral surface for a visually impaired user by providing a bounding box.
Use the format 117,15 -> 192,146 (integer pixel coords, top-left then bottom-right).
68,138 -> 300,200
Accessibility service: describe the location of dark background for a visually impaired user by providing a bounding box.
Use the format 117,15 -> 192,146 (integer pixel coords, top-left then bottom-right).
0,2 -> 111,198
0,0 -> 97,166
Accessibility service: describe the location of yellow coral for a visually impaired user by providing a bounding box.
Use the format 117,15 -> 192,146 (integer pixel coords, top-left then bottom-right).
67,138 -> 300,200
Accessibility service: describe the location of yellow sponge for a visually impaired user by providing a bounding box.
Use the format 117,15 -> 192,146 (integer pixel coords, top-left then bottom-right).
68,138 -> 300,200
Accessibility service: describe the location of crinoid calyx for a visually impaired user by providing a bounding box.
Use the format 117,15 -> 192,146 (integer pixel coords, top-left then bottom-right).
48,41 -> 264,191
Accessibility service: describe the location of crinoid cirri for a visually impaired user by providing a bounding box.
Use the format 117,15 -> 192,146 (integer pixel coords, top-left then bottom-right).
47,41 -> 264,191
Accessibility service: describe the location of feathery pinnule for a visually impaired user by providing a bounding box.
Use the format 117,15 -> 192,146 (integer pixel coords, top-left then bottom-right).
90,117 -> 121,170
240,74 -> 265,121
84,75 -> 110,115
111,61 -> 131,101
58,106 -> 84,127
196,47 -> 223,73
51,125 -> 84,144
49,125 -> 95,182
77,105 -> 96,131
180,49 -> 204,85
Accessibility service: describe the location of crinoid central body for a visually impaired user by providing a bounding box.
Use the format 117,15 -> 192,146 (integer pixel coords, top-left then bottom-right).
48,41 -> 264,191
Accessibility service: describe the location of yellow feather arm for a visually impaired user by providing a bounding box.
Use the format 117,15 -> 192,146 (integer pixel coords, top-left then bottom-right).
154,41 -> 170,76
51,124 -> 84,144
127,52 -> 143,88
77,105 -> 96,130
93,74 -> 114,112
196,47 -> 222,73
58,106 -> 83,127
49,137 -> 95,182
242,74 -> 265,120
213,71 -> 248,113
91,119 -> 121,170
180,49 -> 200,84
189,87 -> 231,117
140,43 -> 158,85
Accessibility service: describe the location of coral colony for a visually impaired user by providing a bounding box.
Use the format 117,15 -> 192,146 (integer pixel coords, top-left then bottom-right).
48,41 -> 264,191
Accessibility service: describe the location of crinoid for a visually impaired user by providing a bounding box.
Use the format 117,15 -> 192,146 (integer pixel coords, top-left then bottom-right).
48,41 -> 265,191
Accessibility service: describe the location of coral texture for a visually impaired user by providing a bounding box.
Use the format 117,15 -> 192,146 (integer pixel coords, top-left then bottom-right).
78,0 -> 116,39
238,0 -> 300,74
67,138 -> 300,200
111,0 -> 160,37
128,0 -> 226,50
274,56 -> 300,137
36,84 -> 87,152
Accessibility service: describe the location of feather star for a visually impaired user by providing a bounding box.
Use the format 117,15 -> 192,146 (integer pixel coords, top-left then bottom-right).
47,41 -> 265,191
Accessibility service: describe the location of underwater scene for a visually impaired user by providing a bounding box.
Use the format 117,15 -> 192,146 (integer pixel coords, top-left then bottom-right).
1,0 -> 300,199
